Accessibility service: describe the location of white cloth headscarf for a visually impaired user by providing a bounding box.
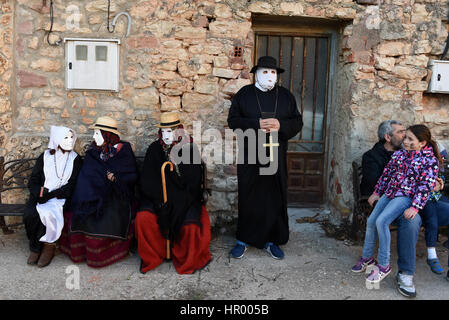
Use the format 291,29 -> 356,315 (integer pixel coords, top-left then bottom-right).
48,125 -> 77,151
37,126 -> 78,243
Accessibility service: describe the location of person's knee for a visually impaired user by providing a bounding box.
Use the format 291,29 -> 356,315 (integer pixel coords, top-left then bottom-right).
366,214 -> 378,228
375,217 -> 387,231
135,210 -> 157,227
375,216 -> 393,233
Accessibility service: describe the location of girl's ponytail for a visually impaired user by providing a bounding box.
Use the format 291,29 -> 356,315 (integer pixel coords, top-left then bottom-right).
428,139 -> 443,168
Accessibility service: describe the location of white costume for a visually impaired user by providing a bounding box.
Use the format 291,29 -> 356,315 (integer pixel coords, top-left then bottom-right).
36,126 -> 78,243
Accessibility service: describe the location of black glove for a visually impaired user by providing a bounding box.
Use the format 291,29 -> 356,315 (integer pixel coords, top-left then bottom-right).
38,187 -> 49,204
38,188 -> 55,204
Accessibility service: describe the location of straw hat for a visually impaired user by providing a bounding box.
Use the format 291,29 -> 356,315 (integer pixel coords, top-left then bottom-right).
156,111 -> 182,128
89,116 -> 120,136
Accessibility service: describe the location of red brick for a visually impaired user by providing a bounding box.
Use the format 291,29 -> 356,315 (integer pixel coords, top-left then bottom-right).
17,70 -> 47,88
193,15 -> 209,28
17,21 -> 33,34
127,36 -> 159,49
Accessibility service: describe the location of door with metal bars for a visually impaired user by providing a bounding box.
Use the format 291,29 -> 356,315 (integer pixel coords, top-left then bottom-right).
255,34 -> 330,205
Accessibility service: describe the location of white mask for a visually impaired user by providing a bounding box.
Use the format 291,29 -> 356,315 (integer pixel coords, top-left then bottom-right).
59,130 -> 75,151
161,128 -> 174,145
255,67 -> 277,91
48,125 -> 77,152
93,129 -> 105,146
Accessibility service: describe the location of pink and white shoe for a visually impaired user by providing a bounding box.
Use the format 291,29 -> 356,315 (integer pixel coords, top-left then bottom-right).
351,256 -> 375,273
366,264 -> 391,284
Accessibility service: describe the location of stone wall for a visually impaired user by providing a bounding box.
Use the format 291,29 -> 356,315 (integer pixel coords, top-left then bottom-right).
1,0 -> 449,226
0,0 -> 19,223
330,0 -> 449,220
0,0 -> 13,158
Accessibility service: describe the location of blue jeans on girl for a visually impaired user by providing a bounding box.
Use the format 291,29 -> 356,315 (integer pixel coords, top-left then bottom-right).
362,195 -> 413,267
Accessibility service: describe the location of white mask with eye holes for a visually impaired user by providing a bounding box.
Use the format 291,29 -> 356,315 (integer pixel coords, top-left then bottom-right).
93,129 -> 105,146
59,130 -> 75,151
161,128 -> 174,146
255,67 -> 277,92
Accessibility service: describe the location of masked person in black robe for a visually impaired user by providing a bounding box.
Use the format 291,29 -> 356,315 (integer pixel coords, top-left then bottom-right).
59,116 -> 138,268
227,56 -> 303,260
135,111 -> 211,274
24,126 -> 81,268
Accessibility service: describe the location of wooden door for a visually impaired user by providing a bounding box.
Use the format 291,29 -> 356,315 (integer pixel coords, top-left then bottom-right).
255,34 -> 330,206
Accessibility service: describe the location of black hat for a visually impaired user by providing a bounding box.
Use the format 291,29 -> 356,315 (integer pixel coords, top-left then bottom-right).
250,56 -> 285,74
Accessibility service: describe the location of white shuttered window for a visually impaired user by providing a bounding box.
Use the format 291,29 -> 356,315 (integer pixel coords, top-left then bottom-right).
65,38 -> 120,92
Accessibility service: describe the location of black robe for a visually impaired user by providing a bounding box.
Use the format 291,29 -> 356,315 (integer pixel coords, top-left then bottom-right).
24,152 -> 82,252
26,152 -> 83,208
70,141 -> 138,240
227,84 -> 303,248
139,140 -> 203,242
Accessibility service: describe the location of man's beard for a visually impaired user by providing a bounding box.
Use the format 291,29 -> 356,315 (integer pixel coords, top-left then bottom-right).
392,141 -> 403,150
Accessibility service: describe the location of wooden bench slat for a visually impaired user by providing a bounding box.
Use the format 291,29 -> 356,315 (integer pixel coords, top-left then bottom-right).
0,204 -> 26,216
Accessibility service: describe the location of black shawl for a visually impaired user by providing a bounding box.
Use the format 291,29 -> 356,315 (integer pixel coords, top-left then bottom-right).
139,141 -> 203,241
70,141 -> 138,239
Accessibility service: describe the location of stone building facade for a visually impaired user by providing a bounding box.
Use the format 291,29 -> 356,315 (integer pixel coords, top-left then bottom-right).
1,0 -> 449,226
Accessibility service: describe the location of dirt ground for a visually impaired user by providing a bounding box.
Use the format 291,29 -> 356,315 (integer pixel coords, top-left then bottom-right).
1,208 -> 448,301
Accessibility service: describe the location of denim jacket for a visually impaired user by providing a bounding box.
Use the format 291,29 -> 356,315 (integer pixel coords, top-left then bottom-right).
373,146 -> 439,211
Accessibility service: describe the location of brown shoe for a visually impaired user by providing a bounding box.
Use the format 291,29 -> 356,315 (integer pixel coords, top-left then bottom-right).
27,251 -> 40,265
37,243 -> 56,268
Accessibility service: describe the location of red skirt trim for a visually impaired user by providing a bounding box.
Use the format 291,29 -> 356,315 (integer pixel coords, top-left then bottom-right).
59,211 -> 134,268
135,206 -> 211,275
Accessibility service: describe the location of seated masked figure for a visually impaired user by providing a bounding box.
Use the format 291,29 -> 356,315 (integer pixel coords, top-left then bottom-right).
59,116 -> 138,268
135,111 -> 211,274
24,126 -> 82,268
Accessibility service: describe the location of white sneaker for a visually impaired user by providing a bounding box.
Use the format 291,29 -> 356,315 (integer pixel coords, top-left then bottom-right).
396,271 -> 416,298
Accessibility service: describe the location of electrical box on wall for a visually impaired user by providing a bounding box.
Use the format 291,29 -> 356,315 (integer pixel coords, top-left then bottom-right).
427,60 -> 449,94
65,38 -> 120,92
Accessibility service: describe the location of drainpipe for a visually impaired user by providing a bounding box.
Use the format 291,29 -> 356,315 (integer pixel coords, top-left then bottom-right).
111,12 -> 132,38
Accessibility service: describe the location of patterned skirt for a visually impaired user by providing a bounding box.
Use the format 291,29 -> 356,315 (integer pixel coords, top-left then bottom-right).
59,210 -> 134,268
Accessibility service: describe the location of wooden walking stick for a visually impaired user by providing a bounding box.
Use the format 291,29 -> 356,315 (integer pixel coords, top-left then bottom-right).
161,161 -> 174,260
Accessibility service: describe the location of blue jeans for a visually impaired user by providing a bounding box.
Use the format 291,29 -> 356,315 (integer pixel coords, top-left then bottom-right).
436,202 -> 449,267
420,196 -> 449,248
362,195 -> 412,267
394,213 -> 421,275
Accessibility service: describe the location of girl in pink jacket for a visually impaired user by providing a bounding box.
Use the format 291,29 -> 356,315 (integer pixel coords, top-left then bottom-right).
352,124 -> 441,286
